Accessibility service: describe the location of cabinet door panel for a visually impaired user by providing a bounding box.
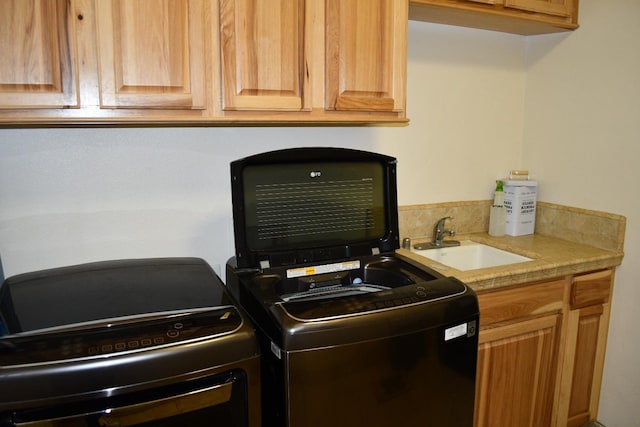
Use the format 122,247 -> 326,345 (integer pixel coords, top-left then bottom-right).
0,0 -> 78,108
475,315 -> 559,427
219,0 -> 304,111
95,0 -> 205,109
567,306 -> 602,426
326,0 -> 407,112
505,0 -> 574,17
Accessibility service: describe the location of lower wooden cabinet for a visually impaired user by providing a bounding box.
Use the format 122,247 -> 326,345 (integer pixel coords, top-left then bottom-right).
557,270 -> 613,427
474,270 -> 614,427
475,279 -> 564,427
475,314 -> 561,426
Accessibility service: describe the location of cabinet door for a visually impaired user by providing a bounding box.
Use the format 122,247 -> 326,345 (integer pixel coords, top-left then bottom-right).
504,0 -> 575,17
325,0 -> 407,113
564,305 -> 608,427
95,0 -> 206,109
0,0 -> 79,109
219,0 -> 305,111
557,270 -> 613,427
475,314 -> 560,427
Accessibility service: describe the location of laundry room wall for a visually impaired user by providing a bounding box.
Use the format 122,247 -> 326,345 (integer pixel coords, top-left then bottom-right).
0,21 -> 526,278
522,1 -> 640,425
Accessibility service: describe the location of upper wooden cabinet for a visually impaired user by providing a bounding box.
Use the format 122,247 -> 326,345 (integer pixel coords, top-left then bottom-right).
0,0 -> 79,109
409,0 -> 579,35
505,0 -> 574,18
94,0 -> 206,109
218,0 -> 407,119
0,0 -> 408,125
219,0 -> 305,111
325,0 -> 407,113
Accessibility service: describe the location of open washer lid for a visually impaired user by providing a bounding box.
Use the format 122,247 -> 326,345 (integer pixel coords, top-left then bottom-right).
230,147 -> 400,269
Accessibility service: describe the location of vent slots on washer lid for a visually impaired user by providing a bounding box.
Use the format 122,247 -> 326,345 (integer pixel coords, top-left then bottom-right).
240,161 -> 387,252
253,177 -> 379,243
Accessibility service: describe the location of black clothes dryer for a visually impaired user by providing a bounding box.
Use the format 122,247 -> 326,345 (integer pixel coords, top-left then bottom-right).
0,258 -> 261,427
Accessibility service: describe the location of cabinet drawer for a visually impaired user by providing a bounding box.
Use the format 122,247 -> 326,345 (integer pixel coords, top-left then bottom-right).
571,270 -> 612,309
478,280 -> 564,326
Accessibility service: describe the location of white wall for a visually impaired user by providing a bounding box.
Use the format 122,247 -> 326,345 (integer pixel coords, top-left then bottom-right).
0,2 -> 637,424
0,21 -> 527,277
380,21 -> 526,204
524,1 -> 640,425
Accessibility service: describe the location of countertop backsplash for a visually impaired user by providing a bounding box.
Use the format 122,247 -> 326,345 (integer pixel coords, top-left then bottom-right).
399,200 -> 626,253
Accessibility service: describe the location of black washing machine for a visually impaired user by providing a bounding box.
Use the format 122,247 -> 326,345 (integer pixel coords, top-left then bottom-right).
226,147 -> 479,427
0,258 -> 261,426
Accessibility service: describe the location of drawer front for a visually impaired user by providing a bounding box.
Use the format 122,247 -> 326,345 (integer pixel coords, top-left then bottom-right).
478,279 -> 564,326
571,270 -> 612,309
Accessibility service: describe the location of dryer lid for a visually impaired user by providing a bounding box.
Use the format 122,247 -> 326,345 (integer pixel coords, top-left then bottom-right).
230,148 -> 400,269
0,258 -> 229,334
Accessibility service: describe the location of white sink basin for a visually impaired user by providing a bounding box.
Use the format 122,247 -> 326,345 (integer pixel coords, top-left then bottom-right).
411,240 -> 533,271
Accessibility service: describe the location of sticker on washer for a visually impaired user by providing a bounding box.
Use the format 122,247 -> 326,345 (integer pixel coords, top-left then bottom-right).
444,323 -> 468,341
286,260 -> 360,279
270,341 -> 282,359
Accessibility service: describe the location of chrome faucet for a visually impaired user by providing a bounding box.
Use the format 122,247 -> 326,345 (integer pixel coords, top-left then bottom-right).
412,216 -> 461,250
431,216 -> 460,248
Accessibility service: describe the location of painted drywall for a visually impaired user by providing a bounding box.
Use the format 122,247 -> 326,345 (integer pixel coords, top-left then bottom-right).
0,21 -> 526,277
523,1 -> 640,425
379,21 -> 526,204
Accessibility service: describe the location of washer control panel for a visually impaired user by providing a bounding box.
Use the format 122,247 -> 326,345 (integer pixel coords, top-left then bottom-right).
282,279 -> 467,320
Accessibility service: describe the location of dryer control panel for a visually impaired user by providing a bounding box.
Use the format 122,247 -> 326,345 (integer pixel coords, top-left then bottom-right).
0,307 -> 241,366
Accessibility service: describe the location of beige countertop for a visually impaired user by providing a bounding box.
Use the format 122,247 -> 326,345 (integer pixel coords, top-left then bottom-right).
398,232 -> 624,292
